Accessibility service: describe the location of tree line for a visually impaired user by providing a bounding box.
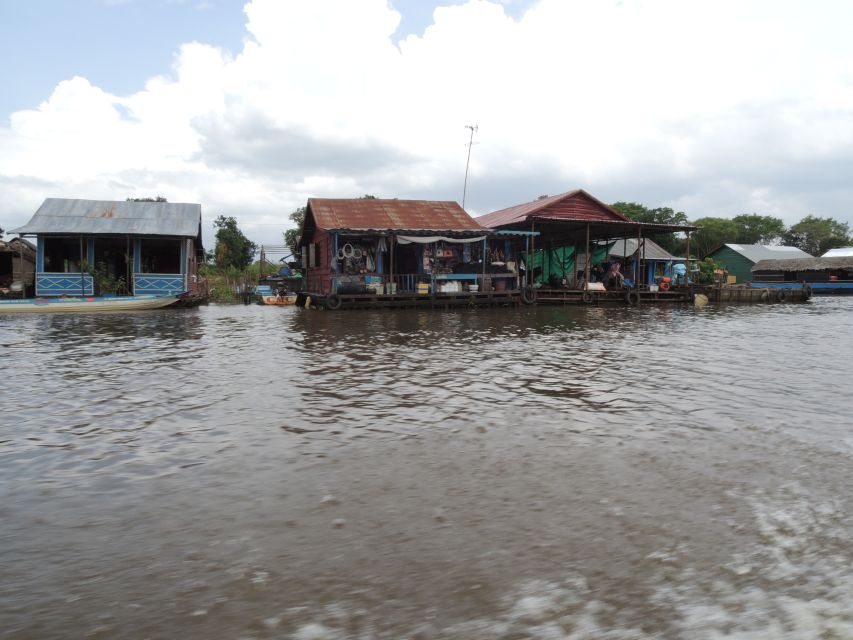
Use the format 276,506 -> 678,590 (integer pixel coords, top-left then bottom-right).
610,203 -> 852,258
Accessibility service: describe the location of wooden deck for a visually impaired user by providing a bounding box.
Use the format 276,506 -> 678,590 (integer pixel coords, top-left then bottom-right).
297,290 -> 523,310
296,283 -> 812,310
535,287 -> 693,305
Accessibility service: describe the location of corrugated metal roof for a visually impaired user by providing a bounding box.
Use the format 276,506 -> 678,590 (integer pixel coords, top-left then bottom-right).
602,238 -> 685,261
752,256 -> 853,271
11,198 -> 202,237
475,189 -> 631,228
821,246 -> 853,257
308,198 -> 484,232
722,243 -> 812,263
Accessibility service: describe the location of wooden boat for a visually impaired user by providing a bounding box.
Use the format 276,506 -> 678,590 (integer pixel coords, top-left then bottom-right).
259,293 -> 298,306
0,294 -> 178,313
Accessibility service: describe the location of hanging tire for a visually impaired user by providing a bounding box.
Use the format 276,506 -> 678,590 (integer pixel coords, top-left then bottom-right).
326,293 -> 342,310
625,290 -> 640,305
803,284 -> 812,299
581,291 -> 593,304
660,282 -> 670,291
776,289 -> 787,303
760,289 -> 770,302
521,287 -> 537,305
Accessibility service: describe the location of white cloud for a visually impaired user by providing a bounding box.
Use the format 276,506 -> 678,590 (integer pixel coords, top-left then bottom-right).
3,0 -> 853,246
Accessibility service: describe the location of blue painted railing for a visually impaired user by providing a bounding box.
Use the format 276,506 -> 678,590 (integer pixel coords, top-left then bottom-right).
133,274 -> 185,295
36,273 -> 94,296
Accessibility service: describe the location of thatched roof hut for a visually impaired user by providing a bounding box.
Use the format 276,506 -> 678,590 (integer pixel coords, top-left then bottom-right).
751,256 -> 853,272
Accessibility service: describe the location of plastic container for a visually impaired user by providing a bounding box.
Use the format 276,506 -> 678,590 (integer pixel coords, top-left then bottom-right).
468,284 -> 479,293
649,284 -> 659,292
417,282 -> 430,294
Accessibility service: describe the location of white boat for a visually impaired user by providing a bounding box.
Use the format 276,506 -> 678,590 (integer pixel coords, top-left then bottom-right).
0,294 -> 178,313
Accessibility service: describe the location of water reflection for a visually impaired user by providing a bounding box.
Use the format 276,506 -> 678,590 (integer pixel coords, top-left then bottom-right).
2,299 -> 853,638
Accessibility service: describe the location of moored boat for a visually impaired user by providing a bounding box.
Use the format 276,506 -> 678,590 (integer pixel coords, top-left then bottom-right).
259,292 -> 298,305
0,294 -> 177,313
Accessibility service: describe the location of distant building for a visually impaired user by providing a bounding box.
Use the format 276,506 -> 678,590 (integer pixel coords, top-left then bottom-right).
0,237 -> 36,296
821,246 -> 853,258
706,244 -> 812,283
12,198 -> 204,297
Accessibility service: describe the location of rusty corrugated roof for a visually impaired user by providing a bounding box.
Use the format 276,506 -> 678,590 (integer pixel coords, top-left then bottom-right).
308,198 -> 484,232
476,189 -> 631,228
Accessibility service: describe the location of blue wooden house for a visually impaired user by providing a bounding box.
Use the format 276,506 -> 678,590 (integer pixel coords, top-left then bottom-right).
11,198 -> 204,297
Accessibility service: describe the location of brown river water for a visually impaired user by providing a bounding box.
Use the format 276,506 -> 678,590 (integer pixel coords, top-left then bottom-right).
1,299 -> 853,639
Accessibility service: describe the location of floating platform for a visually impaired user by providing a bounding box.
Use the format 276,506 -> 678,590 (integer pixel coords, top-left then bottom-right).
297,290 -> 523,310
296,283 -> 812,310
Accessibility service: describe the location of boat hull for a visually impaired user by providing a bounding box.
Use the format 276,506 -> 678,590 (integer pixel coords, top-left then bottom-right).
0,295 -> 178,313
259,294 -> 297,306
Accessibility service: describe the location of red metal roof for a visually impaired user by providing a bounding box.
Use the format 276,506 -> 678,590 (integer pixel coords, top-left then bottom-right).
308,198 -> 484,232
475,189 -> 631,228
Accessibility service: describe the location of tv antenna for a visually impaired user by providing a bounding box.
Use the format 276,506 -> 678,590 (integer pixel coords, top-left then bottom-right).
462,124 -> 478,209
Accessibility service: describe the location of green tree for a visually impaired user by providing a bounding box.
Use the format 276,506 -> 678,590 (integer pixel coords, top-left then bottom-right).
691,217 -> 740,258
783,215 -> 851,256
731,213 -> 786,244
610,202 -> 689,255
284,206 -> 306,257
213,215 -> 257,270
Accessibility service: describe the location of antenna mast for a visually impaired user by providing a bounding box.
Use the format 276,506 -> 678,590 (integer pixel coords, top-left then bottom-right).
462,124 -> 478,209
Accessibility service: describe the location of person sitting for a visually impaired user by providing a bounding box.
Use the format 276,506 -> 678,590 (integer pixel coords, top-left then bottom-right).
604,261 -> 625,288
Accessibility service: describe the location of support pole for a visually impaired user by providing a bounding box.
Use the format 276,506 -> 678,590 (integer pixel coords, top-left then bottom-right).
685,231 -> 691,286
635,226 -> 641,288
80,235 -> 85,296
584,224 -> 590,290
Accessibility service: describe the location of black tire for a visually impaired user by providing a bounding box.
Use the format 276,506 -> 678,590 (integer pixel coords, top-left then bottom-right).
803,284 -> 812,299
521,287 -> 537,305
326,293 -> 342,310
625,290 -> 640,305
760,289 -> 770,302
581,291 -> 593,304
776,289 -> 787,303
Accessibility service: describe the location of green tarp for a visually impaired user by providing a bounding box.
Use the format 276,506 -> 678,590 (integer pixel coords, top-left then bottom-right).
523,242 -> 615,284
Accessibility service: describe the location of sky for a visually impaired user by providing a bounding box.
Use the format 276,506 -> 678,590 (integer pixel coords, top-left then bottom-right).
2,0 -> 852,249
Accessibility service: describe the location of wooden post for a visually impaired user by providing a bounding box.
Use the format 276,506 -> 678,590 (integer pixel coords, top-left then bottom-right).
389,234 -> 394,295
80,235 -> 85,296
685,231 -> 691,286
635,226 -> 641,288
641,232 -> 646,287
584,224 -> 590,290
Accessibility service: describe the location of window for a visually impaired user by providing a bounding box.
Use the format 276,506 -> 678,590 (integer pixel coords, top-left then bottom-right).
43,237 -> 82,273
139,238 -> 181,274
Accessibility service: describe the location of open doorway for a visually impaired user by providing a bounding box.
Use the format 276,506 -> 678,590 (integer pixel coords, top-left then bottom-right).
93,237 -> 131,295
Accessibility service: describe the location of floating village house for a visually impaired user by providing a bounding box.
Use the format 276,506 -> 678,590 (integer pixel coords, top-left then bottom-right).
705,243 -> 812,284
751,256 -> 853,294
476,190 -> 696,292
298,198 -> 536,307
11,198 -> 204,297
0,237 -> 36,296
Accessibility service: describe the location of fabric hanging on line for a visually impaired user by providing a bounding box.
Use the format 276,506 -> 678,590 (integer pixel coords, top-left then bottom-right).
377,237 -> 388,252
396,235 -> 486,245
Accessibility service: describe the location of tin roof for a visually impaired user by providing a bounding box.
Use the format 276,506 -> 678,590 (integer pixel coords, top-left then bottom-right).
307,198 -> 484,232
718,243 -> 812,263
602,237 -> 685,261
11,198 -> 202,238
476,190 -> 632,228
752,256 -> 853,272
821,246 -> 853,258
